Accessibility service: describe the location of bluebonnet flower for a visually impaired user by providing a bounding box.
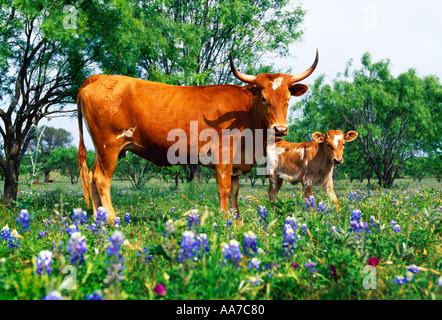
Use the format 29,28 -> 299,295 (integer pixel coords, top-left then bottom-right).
177,231 -> 209,262
212,222 -> 218,230
243,231 -> 258,256
438,277 -> 442,287
95,207 -> 108,227
407,265 -> 420,274
301,224 -> 308,235
389,221 -> 401,233
393,272 -> 414,284
1,225 -> 11,240
35,250 -> 53,275
248,257 -> 261,270
282,225 -> 296,258
391,199 -> 398,205
188,209 -> 200,230
284,216 -> 298,232
317,202 -> 326,213
330,226 -> 339,234
304,260 -> 317,273
107,231 -> 125,260
86,290 -> 103,300
67,232 -> 87,265
7,229 -> 20,249
306,196 -> 316,210
226,219 -> 233,227
38,231 -> 46,239
350,210 -> 362,222
42,291 -> 62,300
350,221 -> 369,234
114,217 -> 121,229
65,224 -> 78,236
196,233 -> 210,254
246,276 -> 263,285
72,208 -> 88,226
368,216 -> 379,229
257,205 -> 268,224
105,261 -> 125,284
124,213 -> 131,224
137,246 -> 153,263
105,231 -> 125,285
221,239 -> 242,264
404,197 -> 409,202
86,223 -> 98,234
16,209 -> 30,231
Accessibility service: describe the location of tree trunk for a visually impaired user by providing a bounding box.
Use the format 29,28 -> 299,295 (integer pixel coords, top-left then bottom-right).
44,169 -> 50,182
3,160 -> 20,206
175,171 -> 179,187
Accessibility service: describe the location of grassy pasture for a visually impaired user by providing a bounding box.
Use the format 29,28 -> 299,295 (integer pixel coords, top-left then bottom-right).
0,173 -> 440,300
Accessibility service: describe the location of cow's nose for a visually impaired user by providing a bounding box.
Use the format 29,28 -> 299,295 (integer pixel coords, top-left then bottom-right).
273,125 -> 288,136
333,158 -> 343,164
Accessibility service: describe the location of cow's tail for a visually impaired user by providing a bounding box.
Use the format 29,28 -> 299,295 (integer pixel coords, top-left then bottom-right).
77,95 -> 92,209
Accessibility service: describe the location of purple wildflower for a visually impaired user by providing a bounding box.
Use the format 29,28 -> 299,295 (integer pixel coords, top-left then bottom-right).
35,250 -> 53,275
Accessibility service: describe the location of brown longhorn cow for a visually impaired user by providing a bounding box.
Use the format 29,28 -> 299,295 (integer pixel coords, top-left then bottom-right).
267,130 -> 358,206
77,51 -> 318,222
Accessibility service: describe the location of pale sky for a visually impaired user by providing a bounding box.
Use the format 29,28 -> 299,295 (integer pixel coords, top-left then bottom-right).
44,0 -> 442,150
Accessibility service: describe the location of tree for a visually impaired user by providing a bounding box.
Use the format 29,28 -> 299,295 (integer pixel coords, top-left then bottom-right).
290,53 -> 441,187
135,0 -> 305,85
29,125 -> 73,181
114,153 -> 159,190
47,146 -> 94,184
0,0 -> 144,205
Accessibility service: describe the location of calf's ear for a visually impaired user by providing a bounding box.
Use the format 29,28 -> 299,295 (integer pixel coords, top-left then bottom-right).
344,131 -> 358,142
290,83 -> 308,96
312,132 -> 325,142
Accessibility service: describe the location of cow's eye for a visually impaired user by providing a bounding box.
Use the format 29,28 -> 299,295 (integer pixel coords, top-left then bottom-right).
326,143 -> 332,148
261,96 -> 267,104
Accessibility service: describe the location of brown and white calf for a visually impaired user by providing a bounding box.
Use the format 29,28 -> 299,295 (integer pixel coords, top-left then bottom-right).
266,130 -> 358,206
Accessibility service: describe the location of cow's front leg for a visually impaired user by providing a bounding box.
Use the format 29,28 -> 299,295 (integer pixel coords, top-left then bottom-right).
215,163 -> 233,216
268,175 -> 283,208
302,178 -> 314,206
324,177 -> 339,206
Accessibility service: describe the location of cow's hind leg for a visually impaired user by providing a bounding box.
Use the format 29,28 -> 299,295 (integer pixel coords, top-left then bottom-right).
92,147 -> 119,223
215,163 -> 233,217
89,157 -> 102,214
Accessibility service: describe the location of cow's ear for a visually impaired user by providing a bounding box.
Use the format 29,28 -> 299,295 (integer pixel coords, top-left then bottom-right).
312,132 -> 325,142
344,131 -> 358,142
290,83 -> 308,96
242,84 -> 260,97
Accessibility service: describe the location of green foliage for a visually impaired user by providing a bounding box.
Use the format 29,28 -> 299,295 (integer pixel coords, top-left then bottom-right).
46,146 -> 94,184
114,152 -> 160,190
290,53 -> 442,187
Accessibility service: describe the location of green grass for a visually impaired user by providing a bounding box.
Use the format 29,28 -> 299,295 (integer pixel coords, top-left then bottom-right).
0,175 -> 441,300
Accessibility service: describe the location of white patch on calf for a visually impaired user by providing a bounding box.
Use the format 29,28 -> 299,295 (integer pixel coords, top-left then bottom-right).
116,127 -> 136,140
266,144 -> 285,176
272,77 -> 283,90
333,134 -> 343,148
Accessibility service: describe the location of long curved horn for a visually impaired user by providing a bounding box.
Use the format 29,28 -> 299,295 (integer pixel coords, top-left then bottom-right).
290,49 -> 319,84
229,51 -> 257,84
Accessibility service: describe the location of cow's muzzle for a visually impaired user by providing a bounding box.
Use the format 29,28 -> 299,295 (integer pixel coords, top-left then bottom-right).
273,125 -> 288,136
333,158 -> 343,164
